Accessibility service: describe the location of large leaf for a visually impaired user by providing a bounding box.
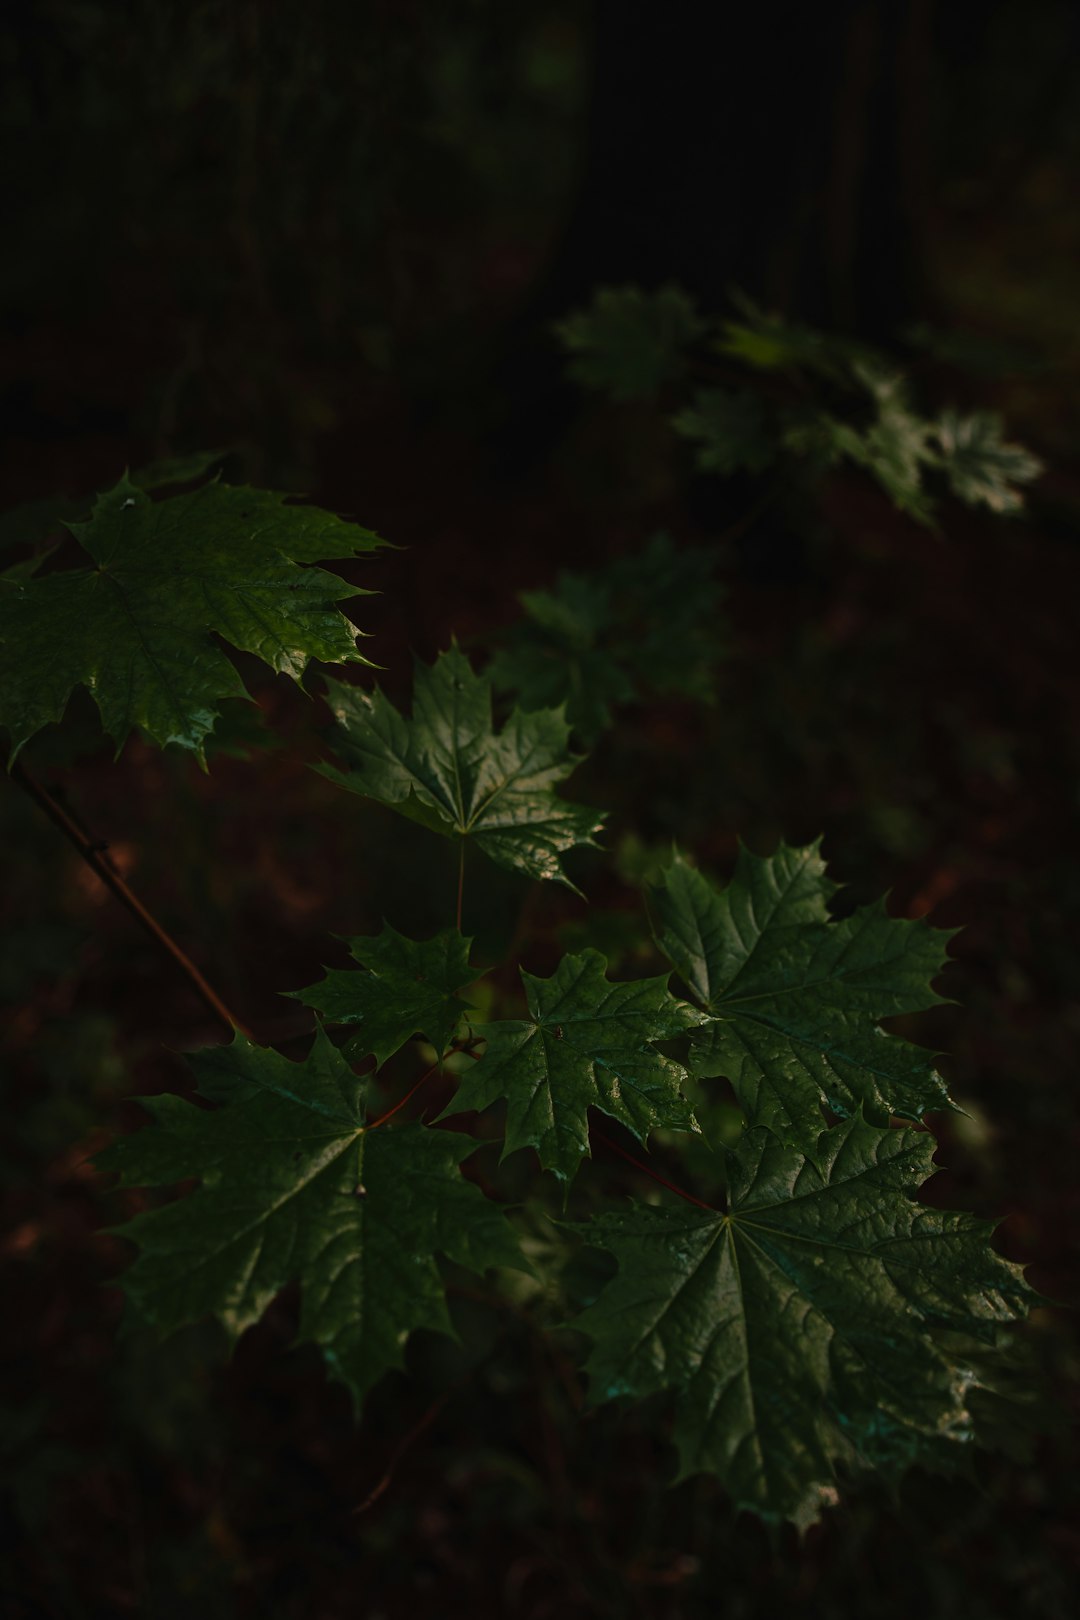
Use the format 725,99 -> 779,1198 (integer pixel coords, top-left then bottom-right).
574,1113 -> 1034,1524
99,1031 -> 523,1407
670,387 -> 775,476
290,924 -> 479,1068
440,949 -> 700,1184
0,475 -> 384,762
648,842 -> 954,1153
320,644 -> 605,889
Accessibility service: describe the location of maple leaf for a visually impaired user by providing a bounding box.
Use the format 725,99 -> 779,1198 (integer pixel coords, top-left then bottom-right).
934,408 -> 1043,514
553,284 -> 705,400
0,475 -> 384,763
670,387 -> 775,476
574,1113 -> 1035,1524
319,644 -> 605,889
290,924 -> 479,1068
648,842 -> 954,1153
99,1031 -> 524,1407
490,534 -> 726,741
439,949 -> 700,1185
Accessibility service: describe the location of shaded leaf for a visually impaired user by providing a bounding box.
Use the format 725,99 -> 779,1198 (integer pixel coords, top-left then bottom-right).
99,1031 -> 523,1407
554,284 -> 705,400
575,1113 -> 1034,1524
440,949 -> 699,1184
648,842 -> 954,1152
670,387 -> 775,476
291,924 -> 479,1068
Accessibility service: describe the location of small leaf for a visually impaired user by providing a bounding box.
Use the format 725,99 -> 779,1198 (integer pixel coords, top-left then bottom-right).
320,644 -> 605,889
648,842 -> 955,1152
291,924 -> 479,1068
99,1031 -> 524,1407
440,949 -> 700,1184
574,1113 -> 1035,1524
554,285 -> 705,400
670,387 -> 775,476
934,409 -> 1043,515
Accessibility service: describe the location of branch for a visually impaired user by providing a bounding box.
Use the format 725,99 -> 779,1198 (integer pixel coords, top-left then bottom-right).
12,759 -> 251,1039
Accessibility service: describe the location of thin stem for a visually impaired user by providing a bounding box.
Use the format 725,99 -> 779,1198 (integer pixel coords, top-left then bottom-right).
592,1128 -> 717,1213
456,839 -> 465,933
364,1058 -> 442,1131
12,759 -> 251,1039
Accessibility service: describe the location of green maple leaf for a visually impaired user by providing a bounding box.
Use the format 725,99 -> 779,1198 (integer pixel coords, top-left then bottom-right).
554,284 -> 705,400
648,842 -> 954,1153
319,644 -> 605,889
490,534 -> 726,741
574,1113 -> 1035,1524
439,949 -> 700,1184
489,572 -> 633,741
99,1031 -> 524,1407
670,387 -> 775,476
0,475 -> 384,763
290,924 -> 479,1068
934,408 -> 1043,514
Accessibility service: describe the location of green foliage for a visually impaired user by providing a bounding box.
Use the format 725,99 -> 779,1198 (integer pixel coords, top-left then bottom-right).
320,643 -> 605,888
557,287 -> 1044,523
574,1113 -> 1034,1524
0,473 -> 383,763
648,843 -> 955,1154
440,948 -> 700,1184
489,532 -> 726,741
2,447 -> 1034,1533
553,284 -> 705,400
99,1031 -> 524,1407
291,924 -> 479,1068
935,409 -> 1045,514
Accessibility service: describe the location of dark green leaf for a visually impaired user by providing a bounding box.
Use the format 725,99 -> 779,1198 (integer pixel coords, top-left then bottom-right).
670,387 -> 775,475
648,843 -> 954,1152
440,949 -> 699,1184
574,1113 -> 1034,1524
0,476 -> 384,763
291,924 -> 479,1068
100,1031 -> 523,1407
320,644 -> 605,889
554,284 -> 705,400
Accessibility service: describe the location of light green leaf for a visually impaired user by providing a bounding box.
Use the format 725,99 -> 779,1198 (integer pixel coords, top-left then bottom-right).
99,1031 -> 523,1407
934,409 -> 1043,514
320,644 -> 605,889
0,476 -> 384,762
440,949 -> 700,1184
574,1113 -> 1035,1524
290,924 -> 479,1068
648,843 -> 954,1152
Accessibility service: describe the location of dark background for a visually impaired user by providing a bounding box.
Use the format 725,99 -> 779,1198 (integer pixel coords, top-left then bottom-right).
2,2 -> 1079,1615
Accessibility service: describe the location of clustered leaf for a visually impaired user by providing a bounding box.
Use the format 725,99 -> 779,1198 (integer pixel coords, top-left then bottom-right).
557,285 -> 1043,522
574,1114 -> 1035,1524
648,841 -> 955,1155
440,948 -> 700,1184
0,475 -> 384,762
320,644 -> 605,889
291,924 -> 479,1068
99,1031 -> 524,1407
